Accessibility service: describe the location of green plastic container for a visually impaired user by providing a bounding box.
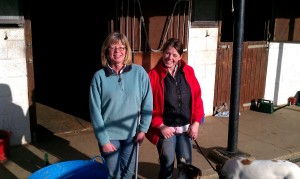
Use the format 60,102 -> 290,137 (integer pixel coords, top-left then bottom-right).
257,99 -> 274,114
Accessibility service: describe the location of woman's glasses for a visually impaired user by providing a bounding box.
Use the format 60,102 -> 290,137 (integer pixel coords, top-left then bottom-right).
109,46 -> 126,52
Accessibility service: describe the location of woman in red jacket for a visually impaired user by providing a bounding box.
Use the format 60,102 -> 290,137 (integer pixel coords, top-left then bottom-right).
146,38 -> 204,179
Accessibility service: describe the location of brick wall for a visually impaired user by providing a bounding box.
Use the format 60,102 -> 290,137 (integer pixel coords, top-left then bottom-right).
265,42 -> 300,105
188,28 -> 218,116
0,28 -> 31,145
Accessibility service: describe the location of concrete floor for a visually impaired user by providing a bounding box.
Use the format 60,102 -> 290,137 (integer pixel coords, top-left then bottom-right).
1,102 -> 300,179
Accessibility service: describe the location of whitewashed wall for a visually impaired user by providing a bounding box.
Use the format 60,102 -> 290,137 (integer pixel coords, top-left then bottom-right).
0,28 -> 31,145
188,28 -> 218,116
264,42 -> 300,105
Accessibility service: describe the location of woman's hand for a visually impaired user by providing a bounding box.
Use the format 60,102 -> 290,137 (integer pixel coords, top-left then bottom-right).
135,132 -> 145,145
102,142 -> 117,153
159,124 -> 175,139
188,122 -> 199,140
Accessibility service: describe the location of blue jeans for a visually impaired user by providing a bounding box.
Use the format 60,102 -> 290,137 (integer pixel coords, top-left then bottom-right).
99,138 -> 137,179
157,133 -> 192,179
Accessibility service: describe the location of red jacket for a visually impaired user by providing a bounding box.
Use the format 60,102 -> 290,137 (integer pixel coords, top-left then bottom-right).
146,59 -> 204,145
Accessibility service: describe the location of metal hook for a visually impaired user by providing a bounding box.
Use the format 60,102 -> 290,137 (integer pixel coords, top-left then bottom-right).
4,32 -> 8,40
205,30 -> 210,37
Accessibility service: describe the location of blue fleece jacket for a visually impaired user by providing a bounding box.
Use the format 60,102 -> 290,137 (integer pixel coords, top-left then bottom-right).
89,64 -> 153,146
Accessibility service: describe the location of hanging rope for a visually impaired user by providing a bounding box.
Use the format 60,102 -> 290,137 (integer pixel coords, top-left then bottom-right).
132,0 -> 135,62
135,0 -> 191,52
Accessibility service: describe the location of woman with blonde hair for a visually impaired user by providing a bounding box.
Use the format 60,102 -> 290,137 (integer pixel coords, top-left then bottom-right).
89,32 -> 153,178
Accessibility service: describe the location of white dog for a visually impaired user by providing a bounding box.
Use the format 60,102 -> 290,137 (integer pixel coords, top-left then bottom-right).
217,156 -> 300,179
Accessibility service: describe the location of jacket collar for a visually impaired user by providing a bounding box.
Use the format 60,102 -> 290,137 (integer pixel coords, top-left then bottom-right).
104,64 -> 132,77
155,58 -> 187,78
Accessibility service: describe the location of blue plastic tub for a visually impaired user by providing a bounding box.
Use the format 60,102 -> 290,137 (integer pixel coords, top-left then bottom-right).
29,156 -> 109,179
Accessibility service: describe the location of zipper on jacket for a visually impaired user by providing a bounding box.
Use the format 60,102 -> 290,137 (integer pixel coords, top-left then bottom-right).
118,73 -> 124,91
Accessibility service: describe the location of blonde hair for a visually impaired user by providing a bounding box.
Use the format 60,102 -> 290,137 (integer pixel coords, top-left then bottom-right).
101,32 -> 132,67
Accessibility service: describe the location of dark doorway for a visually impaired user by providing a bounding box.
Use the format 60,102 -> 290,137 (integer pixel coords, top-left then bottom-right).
30,1 -> 110,121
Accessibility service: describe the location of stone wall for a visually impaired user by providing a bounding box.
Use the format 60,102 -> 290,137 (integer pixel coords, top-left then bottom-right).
0,28 -> 31,145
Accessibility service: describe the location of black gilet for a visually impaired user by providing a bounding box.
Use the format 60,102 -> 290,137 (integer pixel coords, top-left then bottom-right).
163,68 -> 191,127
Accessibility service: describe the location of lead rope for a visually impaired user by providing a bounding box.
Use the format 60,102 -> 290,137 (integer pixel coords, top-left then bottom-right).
194,140 -> 218,172
135,113 -> 140,179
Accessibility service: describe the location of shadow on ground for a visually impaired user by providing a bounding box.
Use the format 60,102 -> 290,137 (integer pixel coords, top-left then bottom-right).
0,125 -> 91,179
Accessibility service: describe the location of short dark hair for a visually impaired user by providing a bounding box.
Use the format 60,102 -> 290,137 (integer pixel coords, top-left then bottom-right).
162,38 -> 184,56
